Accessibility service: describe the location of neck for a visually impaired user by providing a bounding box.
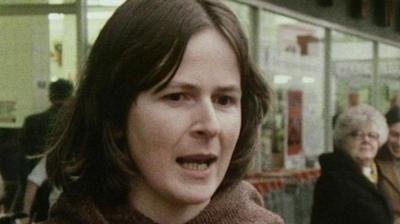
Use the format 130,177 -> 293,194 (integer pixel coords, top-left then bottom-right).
356,158 -> 373,168
129,181 -> 209,224
361,161 -> 378,184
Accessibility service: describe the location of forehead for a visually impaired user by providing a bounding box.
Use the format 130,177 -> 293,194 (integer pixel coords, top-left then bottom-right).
182,28 -> 238,68
351,122 -> 376,132
167,28 -> 240,88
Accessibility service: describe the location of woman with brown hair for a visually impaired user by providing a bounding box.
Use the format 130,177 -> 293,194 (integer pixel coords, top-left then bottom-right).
40,0 -> 283,223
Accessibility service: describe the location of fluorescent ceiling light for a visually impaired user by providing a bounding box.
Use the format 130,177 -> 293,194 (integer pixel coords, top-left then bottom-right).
302,76 -> 315,83
48,13 -> 65,20
274,75 -> 291,84
89,0 -> 124,6
87,11 -> 113,19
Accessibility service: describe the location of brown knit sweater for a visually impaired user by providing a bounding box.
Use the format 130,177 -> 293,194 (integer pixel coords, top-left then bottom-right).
41,181 -> 283,224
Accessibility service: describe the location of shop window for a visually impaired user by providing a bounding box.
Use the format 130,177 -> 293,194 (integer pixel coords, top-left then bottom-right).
87,0 -> 124,6
378,43 -> 400,113
87,10 -> 114,46
49,14 -> 77,82
224,1 -> 252,39
259,11 -> 325,170
0,14 -> 77,128
331,31 -> 373,123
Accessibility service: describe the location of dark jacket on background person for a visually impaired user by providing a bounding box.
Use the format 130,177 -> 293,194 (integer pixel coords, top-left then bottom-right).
20,106 -> 61,172
376,144 -> 400,220
311,150 -> 393,224
15,106 -> 62,216
0,128 -> 21,211
40,181 -> 284,224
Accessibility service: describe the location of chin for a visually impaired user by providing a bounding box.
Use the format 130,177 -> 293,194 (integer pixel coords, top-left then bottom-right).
172,192 -> 213,206
390,148 -> 400,157
392,152 -> 400,159
172,184 -> 217,205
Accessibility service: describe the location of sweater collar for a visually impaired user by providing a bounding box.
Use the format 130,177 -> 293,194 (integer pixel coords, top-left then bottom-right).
49,181 -> 281,224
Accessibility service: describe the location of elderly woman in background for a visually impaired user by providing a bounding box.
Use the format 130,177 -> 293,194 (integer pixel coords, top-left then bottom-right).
311,104 -> 393,224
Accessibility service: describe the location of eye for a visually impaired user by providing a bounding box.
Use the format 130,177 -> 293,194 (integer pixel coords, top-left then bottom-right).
162,92 -> 192,107
214,95 -> 235,106
165,93 -> 184,102
367,132 -> 379,140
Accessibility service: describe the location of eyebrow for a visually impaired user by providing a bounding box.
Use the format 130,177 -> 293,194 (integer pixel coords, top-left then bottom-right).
163,81 -> 242,94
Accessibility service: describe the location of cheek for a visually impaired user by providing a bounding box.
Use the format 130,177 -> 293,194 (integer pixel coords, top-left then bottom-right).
127,109 -> 162,165
344,139 -> 356,151
225,115 -> 241,146
343,140 -> 360,159
373,141 -> 379,150
389,137 -> 400,146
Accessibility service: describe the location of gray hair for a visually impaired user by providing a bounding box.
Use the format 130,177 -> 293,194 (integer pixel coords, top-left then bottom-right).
334,104 -> 388,148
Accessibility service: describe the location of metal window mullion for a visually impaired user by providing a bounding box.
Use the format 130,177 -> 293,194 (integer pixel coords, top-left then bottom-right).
249,5 -> 263,172
372,41 -> 379,108
324,28 -> 333,152
76,0 -> 88,74
249,5 -> 260,64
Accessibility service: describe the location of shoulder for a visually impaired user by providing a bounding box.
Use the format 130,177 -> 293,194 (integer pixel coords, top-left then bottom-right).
192,181 -> 283,224
23,111 -> 49,126
238,181 -> 284,224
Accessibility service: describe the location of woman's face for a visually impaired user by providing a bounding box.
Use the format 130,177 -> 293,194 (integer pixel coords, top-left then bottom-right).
127,28 -> 241,212
343,123 -> 380,166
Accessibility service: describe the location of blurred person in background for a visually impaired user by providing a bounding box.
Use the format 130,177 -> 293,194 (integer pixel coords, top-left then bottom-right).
17,79 -> 73,223
0,172 -> 28,224
332,90 -> 360,127
376,105 -> 400,224
0,128 -> 21,213
311,104 -> 393,224
40,0 -> 283,224
347,90 -> 360,107
389,93 -> 400,110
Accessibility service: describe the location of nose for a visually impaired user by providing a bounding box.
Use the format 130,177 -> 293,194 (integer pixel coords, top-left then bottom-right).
190,101 -> 221,139
361,134 -> 374,143
361,134 -> 369,141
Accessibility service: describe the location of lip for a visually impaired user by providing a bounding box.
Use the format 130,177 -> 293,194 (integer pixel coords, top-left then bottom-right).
179,165 -> 213,179
176,153 -> 217,164
175,153 -> 218,179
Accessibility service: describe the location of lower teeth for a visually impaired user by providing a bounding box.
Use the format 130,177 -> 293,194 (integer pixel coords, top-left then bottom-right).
181,162 -> 208,171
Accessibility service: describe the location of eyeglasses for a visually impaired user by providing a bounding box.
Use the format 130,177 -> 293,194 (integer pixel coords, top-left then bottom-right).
348,131 -> 379,141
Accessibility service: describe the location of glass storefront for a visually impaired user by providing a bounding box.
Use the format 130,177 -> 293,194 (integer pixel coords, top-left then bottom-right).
331,31 -> 374,122
0,14 -> 76,127
224,1 -> 252,38
259,12 -> 326,170
378,43 -> 400,113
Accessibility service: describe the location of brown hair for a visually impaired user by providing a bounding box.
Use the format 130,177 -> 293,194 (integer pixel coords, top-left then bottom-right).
47,0 -> 270,204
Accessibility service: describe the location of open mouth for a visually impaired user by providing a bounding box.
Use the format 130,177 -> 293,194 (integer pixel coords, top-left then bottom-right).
176,154 -> 217,171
